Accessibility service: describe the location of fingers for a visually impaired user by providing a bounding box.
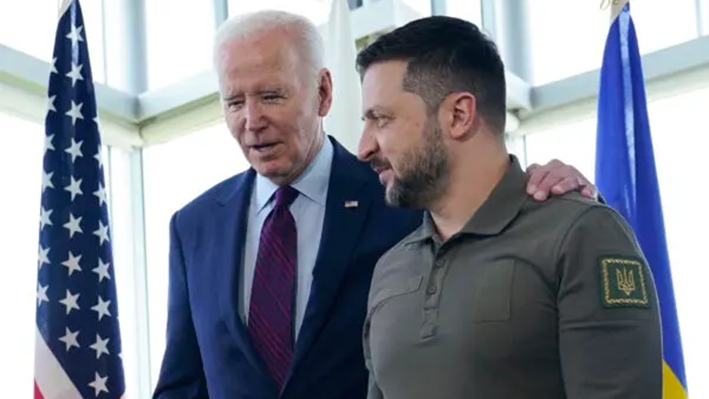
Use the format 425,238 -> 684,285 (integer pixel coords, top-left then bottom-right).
526,159 -> 596,201
526,162 -> 541,174
526,160 -> 567,200
581,185 -> 599,200
531,173 -> 580,201
550,177 -> 583,196
525,163 -> 544,195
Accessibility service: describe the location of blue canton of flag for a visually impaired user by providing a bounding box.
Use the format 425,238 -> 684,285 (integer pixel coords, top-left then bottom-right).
34,1 -> 126,398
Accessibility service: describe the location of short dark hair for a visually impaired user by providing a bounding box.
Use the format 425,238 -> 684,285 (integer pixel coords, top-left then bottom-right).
356,16 -> 507,133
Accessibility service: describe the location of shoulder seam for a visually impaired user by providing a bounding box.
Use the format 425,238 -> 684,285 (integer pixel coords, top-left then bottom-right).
551,203 -> 612,266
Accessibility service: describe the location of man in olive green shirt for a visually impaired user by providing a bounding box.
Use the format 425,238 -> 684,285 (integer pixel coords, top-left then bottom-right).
354,15 -> 662,399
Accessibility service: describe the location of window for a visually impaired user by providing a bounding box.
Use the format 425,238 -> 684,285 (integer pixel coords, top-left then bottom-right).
105,144 -> 147,399
348,0 -> 364,11
142,122 -> 250,387
523,87 -> 709,398
227,0 -> 432,27
145,0 -> 216,90
505,134 -> 527,166
399,0 -> 432,18
643,87 -> 709,398
0,113 -> 44,399
228,0 -> 332,26
0,112 -> 118,398
523,116 -> 598,179
629,0 -> 697,56
441,0 -> 482,26
0,0 -> 105,82
0,0 -> 59,62
526,0 -> 698,84
79,0 -> 106,84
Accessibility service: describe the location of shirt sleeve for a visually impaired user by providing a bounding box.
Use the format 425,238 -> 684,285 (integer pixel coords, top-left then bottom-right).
556,205 -> 663,399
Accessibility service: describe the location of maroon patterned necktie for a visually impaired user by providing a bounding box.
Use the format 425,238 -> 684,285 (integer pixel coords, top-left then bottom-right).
248,185 -> 299,389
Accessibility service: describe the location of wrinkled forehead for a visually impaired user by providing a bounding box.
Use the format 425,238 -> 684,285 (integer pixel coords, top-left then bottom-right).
218,31 -> 305,92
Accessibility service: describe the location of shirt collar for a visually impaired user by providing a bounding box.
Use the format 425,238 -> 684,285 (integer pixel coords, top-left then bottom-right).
254,137 -> 333,214
405,154 -> 529,244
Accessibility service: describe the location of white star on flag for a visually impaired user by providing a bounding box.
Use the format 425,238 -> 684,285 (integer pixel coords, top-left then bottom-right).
41,170 -> 55,193
35,3 -> 126,397
59,289 -> 80,315
48,95 -> 57,113
94,184 -> 107,206
66,101 -> 84,126
61,251 -> 82,276
66,62 -> 84,87
58,327 -> 80,351
91,296 -> 112,321
88,372 -> 109,396
44,133 -> 55,151
63,213 -> 83,238
40,207 -> 53,230
92,259 -> 111,282
65,176 -> 83,201
89,334 -> 110,359
65,138 -> 83,162
38,245 -> 50,269
36,283 -> 49,307
66,24 -> 84,46
94,150 -> 104,169
94,221 -> 110,245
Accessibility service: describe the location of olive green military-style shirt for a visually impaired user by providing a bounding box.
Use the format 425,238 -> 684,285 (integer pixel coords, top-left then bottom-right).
363,155 -> 662,399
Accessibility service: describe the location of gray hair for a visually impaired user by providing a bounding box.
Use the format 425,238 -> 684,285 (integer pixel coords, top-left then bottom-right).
213,10 -> 325,83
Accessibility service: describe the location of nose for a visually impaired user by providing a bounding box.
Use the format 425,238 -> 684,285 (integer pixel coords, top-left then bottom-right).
357,127 -> 378,161
244,100 -> 267,133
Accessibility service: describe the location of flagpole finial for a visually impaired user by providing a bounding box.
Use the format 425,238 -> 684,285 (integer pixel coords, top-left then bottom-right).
609,0 -> 630,23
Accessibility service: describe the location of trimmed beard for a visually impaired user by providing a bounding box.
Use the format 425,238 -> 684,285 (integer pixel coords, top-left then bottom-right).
385,118 -> 450,209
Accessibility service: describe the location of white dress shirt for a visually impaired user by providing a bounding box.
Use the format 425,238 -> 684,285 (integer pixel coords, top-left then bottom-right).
240,138 -> 334,338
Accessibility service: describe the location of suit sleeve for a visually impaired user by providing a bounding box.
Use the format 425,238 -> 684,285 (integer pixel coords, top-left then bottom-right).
556,205 -> 662,399
152,212 -> 210,399
363,314 -> 384,399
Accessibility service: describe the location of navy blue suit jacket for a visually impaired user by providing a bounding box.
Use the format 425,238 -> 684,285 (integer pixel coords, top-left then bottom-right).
152,137 -> 422,399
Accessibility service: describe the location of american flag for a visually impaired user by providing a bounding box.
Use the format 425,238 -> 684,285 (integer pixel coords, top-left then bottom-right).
34,1 -> 126,398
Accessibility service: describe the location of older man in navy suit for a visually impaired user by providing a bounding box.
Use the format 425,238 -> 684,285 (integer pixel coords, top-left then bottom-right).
152,10 -> 598,399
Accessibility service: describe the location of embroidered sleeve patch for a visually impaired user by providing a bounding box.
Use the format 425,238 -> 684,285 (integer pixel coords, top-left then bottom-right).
598,256 -> 650,308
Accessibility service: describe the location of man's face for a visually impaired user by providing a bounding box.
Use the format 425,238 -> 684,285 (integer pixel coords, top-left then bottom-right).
358,61 -> 449,209
217,29 -> 331,184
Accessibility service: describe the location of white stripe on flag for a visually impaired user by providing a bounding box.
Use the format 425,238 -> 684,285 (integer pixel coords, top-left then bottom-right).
58,0 -> 73,18
34,328 -> 83,399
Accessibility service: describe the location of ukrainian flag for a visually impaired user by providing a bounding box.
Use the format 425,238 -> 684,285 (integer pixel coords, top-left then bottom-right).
595,3 -> 688,398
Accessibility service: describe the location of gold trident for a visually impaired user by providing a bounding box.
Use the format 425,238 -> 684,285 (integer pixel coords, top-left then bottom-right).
616,267 -> 636,296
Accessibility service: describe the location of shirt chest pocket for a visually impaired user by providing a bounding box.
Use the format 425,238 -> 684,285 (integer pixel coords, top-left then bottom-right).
470,260 -> 516,322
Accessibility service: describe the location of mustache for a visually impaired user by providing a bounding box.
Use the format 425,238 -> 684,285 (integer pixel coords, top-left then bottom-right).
369,158 -> 392,174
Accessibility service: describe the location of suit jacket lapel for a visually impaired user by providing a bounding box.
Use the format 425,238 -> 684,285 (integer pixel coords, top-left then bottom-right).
286,138 -> 374,381
212,169 -> 268,377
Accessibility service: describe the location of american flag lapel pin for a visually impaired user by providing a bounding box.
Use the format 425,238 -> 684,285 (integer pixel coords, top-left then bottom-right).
344,200 -> 359,208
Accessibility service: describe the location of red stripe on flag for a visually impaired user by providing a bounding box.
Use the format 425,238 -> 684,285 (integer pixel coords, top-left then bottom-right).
34,380 -> 46,399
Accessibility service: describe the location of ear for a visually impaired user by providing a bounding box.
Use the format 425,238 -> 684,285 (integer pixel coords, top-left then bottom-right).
442,92 -> 477,140
317,68 -> 334,117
